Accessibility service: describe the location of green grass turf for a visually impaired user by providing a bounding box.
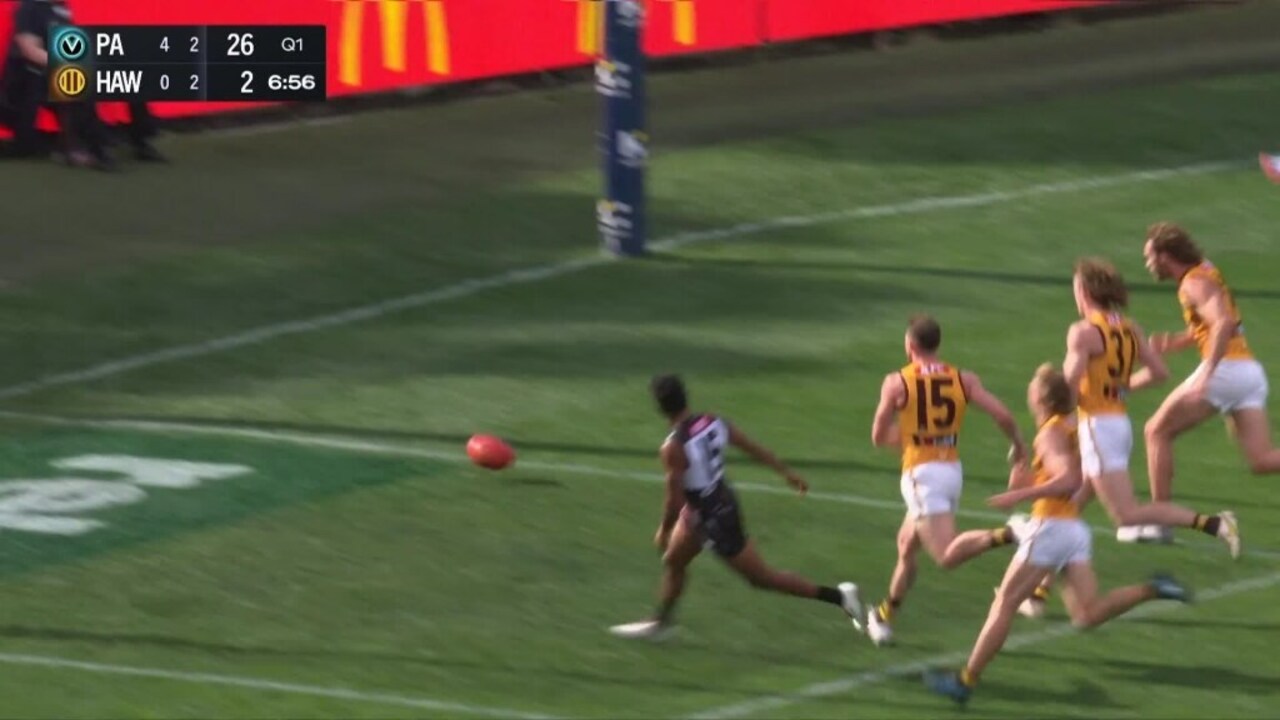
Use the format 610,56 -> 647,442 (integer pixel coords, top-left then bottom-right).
2,14 -> 1280,718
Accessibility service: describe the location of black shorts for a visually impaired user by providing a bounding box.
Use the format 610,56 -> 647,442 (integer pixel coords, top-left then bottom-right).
684,483 -> 748,558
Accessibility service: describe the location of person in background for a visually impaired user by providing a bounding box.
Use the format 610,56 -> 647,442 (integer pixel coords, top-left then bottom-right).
0,0 -> 164,169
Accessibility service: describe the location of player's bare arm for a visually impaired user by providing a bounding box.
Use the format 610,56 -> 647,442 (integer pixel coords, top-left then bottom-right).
871,372 -> 904,449
728,423 -> 808,494
1184,276 -> 1235,378
655,439 -> 688,551
1006,453 -> 1033,490
1062,320 -> 1103,399
960,370 -> 1026,464
1127,319 -> 1169,392
1149,328 -> 1196,355
988,426 -> 1080,509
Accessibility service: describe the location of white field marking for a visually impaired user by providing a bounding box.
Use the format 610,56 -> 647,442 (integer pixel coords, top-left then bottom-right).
688,569 -> 1280,720
2,409 -> 1277,561
0,159 -> 1241,404
206,115 -> 352,139
0,652 -> 554,720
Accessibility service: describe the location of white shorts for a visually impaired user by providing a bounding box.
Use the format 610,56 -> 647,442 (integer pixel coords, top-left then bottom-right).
1079,414 -> 1132,477
901,461 -> 962,519
1013,517 -> 1092,571
1183,359 -> 1269,413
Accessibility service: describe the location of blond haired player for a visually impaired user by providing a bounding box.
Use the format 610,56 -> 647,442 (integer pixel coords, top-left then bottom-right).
1020,259 -> 1240,616
924,364 -> 1192,705
867,315 -> 1028,646
1143,223 -> 1280,531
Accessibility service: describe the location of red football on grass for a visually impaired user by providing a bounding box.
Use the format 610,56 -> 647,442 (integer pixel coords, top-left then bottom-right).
466,434 -> 515,470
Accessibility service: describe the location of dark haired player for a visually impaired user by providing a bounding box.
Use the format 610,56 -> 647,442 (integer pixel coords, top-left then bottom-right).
609,374 -> 865,641
866,314 -> 1027,646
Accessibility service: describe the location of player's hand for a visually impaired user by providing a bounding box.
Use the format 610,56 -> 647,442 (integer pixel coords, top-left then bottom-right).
986,490 -> 1024,510
785,472 -> 809,496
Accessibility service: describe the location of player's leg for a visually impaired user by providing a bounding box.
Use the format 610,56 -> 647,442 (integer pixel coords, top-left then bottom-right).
1059,562 -> 1191,629
656,514 -> 704,624
1144,380 -> 1217,502
610,513 -> 703,639
924,556 -> 1054,704
915,511 -> 959,565
1229,406 -> 1280,474
721,540 -> 865,626
867,513 -> 919,646
1090,471 -> 1239,556
938,523 -> 1016,569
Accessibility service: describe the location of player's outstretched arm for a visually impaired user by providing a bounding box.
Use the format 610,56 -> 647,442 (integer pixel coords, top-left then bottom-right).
989,426 -> 1080,509
1128,319 -> 1170,392
1149,329 -> 1196,355
961,371 -> 1027,464
871,373 -> 904,449
728,423 -> 807,494
655,440 -> 689,551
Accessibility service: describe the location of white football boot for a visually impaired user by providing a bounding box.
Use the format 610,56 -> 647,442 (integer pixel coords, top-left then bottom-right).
1216,511 -> 1241,559
1116,525 -> 1144,543
608,620 -> 674,642
867,605 -> 894,646
838,582 -> 866,632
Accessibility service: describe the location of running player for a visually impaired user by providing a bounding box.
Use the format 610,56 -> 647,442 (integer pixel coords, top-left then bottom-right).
609,374 -> 865,641
1143,223 -> 1280,532
923,363 -> 1192,705
1020,259 -> 1237,618
865,315 -> 1028,646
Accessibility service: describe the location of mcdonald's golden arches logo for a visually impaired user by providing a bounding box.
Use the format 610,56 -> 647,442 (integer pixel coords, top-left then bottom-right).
55,66 -> 87,98
576,0 -> 698,56
338,0 -> 451,87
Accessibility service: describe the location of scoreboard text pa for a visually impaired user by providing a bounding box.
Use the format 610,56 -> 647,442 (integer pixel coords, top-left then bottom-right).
48,25 -> 327,103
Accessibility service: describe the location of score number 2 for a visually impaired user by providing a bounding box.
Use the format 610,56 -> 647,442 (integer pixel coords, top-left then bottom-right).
156,74 -> 200,92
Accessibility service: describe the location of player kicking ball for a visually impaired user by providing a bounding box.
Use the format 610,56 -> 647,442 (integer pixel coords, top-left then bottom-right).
923,363 -> 1192,705
609,375 -> 864,641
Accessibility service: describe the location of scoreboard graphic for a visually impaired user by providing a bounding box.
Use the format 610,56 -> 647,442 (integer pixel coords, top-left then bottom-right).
47,25 -> 328,103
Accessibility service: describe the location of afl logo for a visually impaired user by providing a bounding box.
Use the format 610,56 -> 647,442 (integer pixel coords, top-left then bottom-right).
55,66 -> 87,97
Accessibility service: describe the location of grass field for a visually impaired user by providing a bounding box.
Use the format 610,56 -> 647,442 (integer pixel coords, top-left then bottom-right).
2,5 -> 1280,719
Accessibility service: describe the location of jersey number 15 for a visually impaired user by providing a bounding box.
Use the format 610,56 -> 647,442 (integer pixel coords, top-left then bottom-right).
916,377 -> 957,431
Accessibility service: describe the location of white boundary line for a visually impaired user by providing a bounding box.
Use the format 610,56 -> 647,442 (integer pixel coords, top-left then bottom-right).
0,410 -> 1274,717
0,159 -> 1240,403
0,651 -> 554,719
688,569 -> 1280,720
2,410 -> 1276,561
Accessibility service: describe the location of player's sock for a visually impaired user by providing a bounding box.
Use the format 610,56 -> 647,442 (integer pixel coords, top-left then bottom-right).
876,598 -> 901,622
815,586 -> 845,606
990,526 -> 1015,547
960,668 -> 979,688
1193,513 -> 1222,537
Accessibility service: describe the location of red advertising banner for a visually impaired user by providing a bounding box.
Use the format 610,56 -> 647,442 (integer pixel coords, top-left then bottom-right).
0,0 -> 1099,129
765,0 -> 1103,43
